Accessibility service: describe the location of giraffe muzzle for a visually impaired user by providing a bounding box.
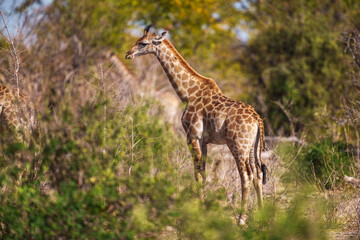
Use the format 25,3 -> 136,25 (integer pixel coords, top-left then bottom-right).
125,51 -> 134,59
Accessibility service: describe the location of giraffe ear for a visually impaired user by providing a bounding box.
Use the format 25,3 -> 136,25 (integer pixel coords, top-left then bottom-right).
153,31 -> 168,43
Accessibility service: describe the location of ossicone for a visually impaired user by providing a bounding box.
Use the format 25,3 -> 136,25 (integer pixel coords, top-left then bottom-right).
144,24 -> 153,35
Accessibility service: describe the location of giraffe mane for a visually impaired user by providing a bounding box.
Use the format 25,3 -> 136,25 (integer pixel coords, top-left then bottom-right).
162,39 -> 222,93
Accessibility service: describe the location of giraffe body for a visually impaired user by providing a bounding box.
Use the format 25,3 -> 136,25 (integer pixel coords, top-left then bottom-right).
0,83 -> 32,141
126,25 -> 267,223
0,84 -> 27,129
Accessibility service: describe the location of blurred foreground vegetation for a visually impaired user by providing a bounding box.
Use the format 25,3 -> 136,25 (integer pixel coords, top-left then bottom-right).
0,0 -> 359,239
0,96 -> 330,239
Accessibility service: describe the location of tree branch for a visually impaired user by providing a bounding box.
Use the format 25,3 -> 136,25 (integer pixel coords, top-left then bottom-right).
344,175 -> 360,188
0,10 -> 20,97
264,136 -> 307,145
273,100 -> 296,136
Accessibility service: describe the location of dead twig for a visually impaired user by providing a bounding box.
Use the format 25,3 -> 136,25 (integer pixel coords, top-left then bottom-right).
343,30 -> 360,67
265,136 -> 307,145
344,175 -> 360,187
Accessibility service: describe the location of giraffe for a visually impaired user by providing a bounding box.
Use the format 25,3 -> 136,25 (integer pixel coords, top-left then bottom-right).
107,51 -> 138,90
107,51 -> 181,126
125,25 -> 267,224
0,83 -> 32,141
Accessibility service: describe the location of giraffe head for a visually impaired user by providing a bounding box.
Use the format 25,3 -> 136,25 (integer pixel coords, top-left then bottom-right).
125,24 -> 168,59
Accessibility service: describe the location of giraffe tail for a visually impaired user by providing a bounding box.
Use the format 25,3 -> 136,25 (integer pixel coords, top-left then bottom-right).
255,123 -> 267,185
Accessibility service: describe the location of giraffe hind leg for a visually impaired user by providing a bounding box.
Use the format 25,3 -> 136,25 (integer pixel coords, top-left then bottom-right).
228,142 -> 251,224
252,132 -> 264,208
249,144 -> 265,207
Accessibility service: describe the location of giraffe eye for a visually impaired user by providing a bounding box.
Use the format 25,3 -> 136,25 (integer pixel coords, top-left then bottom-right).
139,42 -> 148,48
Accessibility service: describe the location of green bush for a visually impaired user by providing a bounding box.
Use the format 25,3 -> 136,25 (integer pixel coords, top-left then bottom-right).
0,93 -> 333,239
241,0 -> 357,137
243,191 -> 328,240
277,139 -> 357,189
0,95 -> 180,239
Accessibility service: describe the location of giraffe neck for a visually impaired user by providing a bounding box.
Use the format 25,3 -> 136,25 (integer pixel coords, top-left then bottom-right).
154,39 -> 221,102
110,53 -> 138,83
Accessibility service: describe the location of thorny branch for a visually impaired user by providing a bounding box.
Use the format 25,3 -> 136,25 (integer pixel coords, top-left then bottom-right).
0,10 -> 20,97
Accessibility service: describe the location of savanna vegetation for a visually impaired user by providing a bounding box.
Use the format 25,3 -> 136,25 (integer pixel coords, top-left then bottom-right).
0,0 -> 359,239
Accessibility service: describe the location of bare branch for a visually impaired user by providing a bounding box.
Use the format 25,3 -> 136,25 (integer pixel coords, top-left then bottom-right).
342,30 -> 360,67
344,175 -> 360,188
0,10 -> 20,97
273,100 -> 296,136
264,136 -> 307,145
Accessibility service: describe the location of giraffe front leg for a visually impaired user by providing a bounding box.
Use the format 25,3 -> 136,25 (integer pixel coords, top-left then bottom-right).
182,110 -> 205,183
201,142 -> 207,182
189,138 -> 205,184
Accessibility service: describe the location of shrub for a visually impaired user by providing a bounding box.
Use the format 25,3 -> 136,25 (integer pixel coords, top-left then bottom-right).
0,93 -> 333,239
0,94 -> 181,239
277,139 -> 357,189
243,191 -> 328,240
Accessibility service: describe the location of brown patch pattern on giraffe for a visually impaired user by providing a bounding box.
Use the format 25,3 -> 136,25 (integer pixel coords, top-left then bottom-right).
0,84 -> 32,141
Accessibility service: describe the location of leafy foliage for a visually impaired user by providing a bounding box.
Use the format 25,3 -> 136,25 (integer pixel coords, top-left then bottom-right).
240,0 -> 357,138
244,193 -> 328,240
277,140 -> 357,189
0,95 -> 181,239
1,0 -> 359,238
0,93 -> 330,239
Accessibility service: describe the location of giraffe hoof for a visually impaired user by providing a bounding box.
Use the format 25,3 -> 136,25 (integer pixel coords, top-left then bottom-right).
239,218 -> 246,225
238,214 -> 248,226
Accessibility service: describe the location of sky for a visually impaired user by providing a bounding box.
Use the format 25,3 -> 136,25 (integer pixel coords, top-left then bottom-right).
0,0 -> 52,37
